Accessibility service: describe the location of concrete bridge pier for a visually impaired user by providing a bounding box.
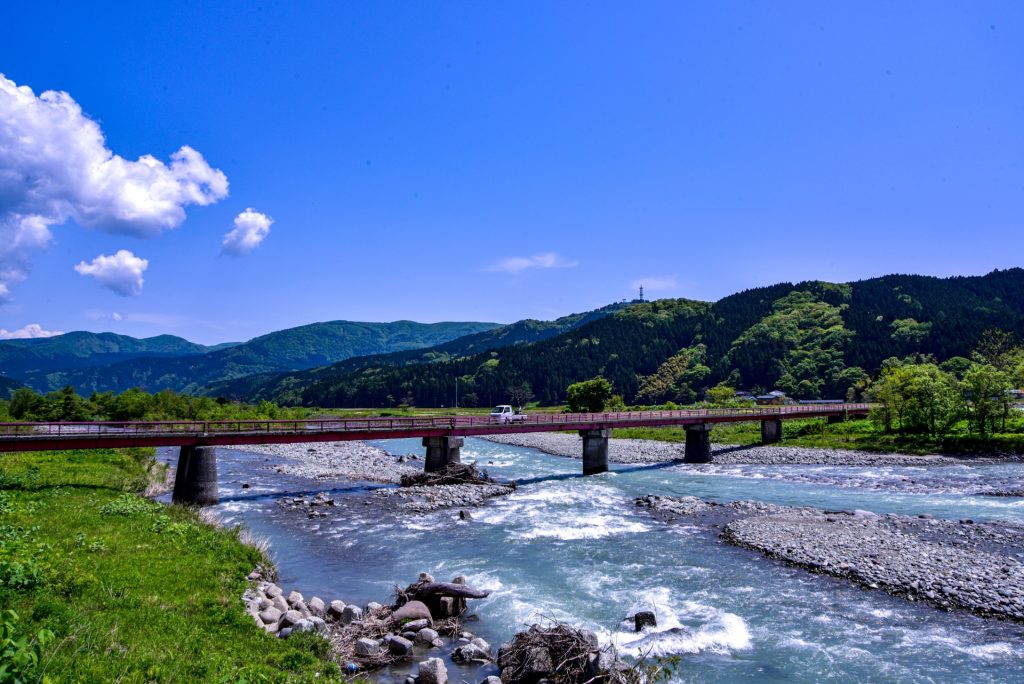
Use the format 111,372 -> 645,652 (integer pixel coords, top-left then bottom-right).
684,424 -> 713,463
761,418 -> 783,444
172,445 -> 219,505
580,429 -> 611,475
423,436 -> 463,472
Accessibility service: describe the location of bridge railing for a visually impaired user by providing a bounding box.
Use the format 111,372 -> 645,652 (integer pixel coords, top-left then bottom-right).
0,403 -> 870,440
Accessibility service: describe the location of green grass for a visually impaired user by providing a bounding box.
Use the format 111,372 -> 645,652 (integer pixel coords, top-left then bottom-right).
615,417 -> 1024,456
0,448 -> 342,682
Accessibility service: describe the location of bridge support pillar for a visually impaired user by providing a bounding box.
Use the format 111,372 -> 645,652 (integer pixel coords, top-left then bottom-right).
423,436 -> 463,472
761,418 -> 783,444
827,413 -> 846,424
580,429 -> 611,475
172,446 -> 218,505
684,424 -> 713,463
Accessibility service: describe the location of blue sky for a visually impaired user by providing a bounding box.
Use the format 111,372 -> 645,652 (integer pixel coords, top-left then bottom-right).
1,2 -> 1021,344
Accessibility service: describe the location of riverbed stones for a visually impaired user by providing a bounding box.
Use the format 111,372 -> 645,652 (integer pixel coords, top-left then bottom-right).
265,583 -> 283,598
388,635 -> 414,657
367,601 -> 383,612
272,595 -> 289,612
452,643 -> 490,663
327,600 -> 346,621
287,590 -> 304,605
279,610 -> 303,628
634,610 -> 657,631
418,657 -> 448,684
393,600 -> 433,624
404,618 -> 430,631
415,627 -> 440,645
307,596 -> 325,616
341,604 -> 363,624
355,638 -> 382,656
259,607 -> 282,624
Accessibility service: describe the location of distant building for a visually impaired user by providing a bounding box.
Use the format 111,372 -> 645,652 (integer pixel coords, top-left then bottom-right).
755,391 -> 788,406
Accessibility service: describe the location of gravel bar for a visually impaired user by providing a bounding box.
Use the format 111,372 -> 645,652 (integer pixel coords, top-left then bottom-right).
243,441 -> 421,483
481,433 -> 972,466
637,495 -> 1024,622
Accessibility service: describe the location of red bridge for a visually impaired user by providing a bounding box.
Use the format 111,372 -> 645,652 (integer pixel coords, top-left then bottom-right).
0,403 -> 869,504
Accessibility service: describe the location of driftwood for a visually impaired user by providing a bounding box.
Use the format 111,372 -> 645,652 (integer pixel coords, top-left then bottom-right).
414,582 -> 491,600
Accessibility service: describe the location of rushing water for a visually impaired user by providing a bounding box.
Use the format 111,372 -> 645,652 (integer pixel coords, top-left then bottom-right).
160,439 -> 1024,683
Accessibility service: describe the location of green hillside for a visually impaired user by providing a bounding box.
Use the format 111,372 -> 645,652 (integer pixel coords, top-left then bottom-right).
0,332 -> 212,377
207,303 -> 627,403
242,269 -> 1024,408
16,320 -> 499,394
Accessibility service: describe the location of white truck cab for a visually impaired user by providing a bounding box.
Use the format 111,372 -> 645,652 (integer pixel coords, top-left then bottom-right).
489,405 -> 528,423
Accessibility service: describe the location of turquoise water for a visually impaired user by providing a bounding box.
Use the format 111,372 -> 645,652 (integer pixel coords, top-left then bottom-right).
169,439 -> 1024,683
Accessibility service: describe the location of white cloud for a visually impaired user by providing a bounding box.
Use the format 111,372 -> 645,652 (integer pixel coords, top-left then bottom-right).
222,208 -> 272,255
74,250 -> 149,297
0,73 -> 228,302
484,252 -> 578,274
111,312 -> 123,321
630,275 -> 678,292
0,323 -> 63,339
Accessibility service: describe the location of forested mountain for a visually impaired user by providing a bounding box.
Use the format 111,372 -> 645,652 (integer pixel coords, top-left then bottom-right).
0,332 -> 213,377
228,269 -> 1024,408
207,303 -> 628,403
10,320 -> 499,394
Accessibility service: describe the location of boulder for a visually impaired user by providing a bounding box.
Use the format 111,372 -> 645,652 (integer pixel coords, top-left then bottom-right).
327,600 -> 346,621
292,619 -> 316,633
388,636 -> 414,657
452,643 -> 490,663
419,572 -> 436,583
272,595 -> 289,613
279,610 -> 302,628
265,583 -> 283,599
459,510 -> 473,521
471,637 -> 491,653
293,600 -> 309,614
278,627 -> 293,638
367,601 -> 384,612
438,597 -> 455,617
418,657 -> 448,684
392,600 -> 433,625
309,617 -> 328,633
258,597 -> 272,610
355,638 -> 382,656
416,628 -> 440,645
634,611 -> 657,632
481,677 -> 502,684
287,590 -> 304,606
341,604 -> 364,624
308,597 -> 326,616
258,607 -> 282,624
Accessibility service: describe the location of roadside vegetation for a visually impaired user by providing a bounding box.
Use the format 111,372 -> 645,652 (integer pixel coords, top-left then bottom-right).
0,447 -> 341,681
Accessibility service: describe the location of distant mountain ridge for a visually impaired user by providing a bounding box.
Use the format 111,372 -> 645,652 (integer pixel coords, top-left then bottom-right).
207,303 -> 629,403
0,332 -> 214,377
228,268 -> 1024,408
7,320 -> 499,395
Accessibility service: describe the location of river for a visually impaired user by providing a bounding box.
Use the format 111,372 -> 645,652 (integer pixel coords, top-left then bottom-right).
159,438 -> 1024,683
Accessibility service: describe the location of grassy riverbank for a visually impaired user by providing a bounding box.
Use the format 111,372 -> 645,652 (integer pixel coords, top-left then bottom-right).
0,448 -> 341,682
616,416 -> 1024,456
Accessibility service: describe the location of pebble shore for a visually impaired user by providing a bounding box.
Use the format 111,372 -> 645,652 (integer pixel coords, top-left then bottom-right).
637,495 -> 1024,621
244,441 -> 421,483
482,432 -> 978,466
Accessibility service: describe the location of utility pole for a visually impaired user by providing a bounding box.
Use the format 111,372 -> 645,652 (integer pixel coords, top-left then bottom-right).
455,376 -> 459,409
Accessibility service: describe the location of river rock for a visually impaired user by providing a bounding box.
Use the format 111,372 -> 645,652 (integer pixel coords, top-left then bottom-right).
388,635 -> 414,657
259,607 -> 282,624
471,637 -> 491,652
278,627 -> 293,638
481,677 -> 502,684
327,600 -> 346,621
341,604 -> 364,624
272,595 -> 289,613
258,597 -> 272,610
418,657 -> 448,684
416,627 -> 440,644
367,601 -> 384,612
292,619 -> 316,634
307,596 -> 325,616
287,590 -> 304,606
393,600 -> 433,624
279,610 -> 302,628
453,643 -> 490,663
634,610 -> 657,631
419,572 -> 436,583
265,583 -> 283,598
404,618 -> 431,631
355,638 -> 382,656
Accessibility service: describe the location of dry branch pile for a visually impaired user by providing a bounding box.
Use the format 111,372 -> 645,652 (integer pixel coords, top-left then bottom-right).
497,624 -> 638,684
400,462 -> 511,488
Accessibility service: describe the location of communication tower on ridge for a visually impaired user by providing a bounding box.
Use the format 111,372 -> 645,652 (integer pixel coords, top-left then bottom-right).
639,285 -> 645,302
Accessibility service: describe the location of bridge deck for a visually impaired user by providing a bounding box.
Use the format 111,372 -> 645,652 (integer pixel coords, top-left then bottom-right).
0,404 -> 869,452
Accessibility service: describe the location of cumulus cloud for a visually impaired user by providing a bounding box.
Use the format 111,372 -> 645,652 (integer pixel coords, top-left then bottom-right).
222,208 -> 272,255
0,73 -> 228,302
630,275 -> 678,291
484,252 -> 578,274
74,250 -> 149,297
0,323 -> 63,339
